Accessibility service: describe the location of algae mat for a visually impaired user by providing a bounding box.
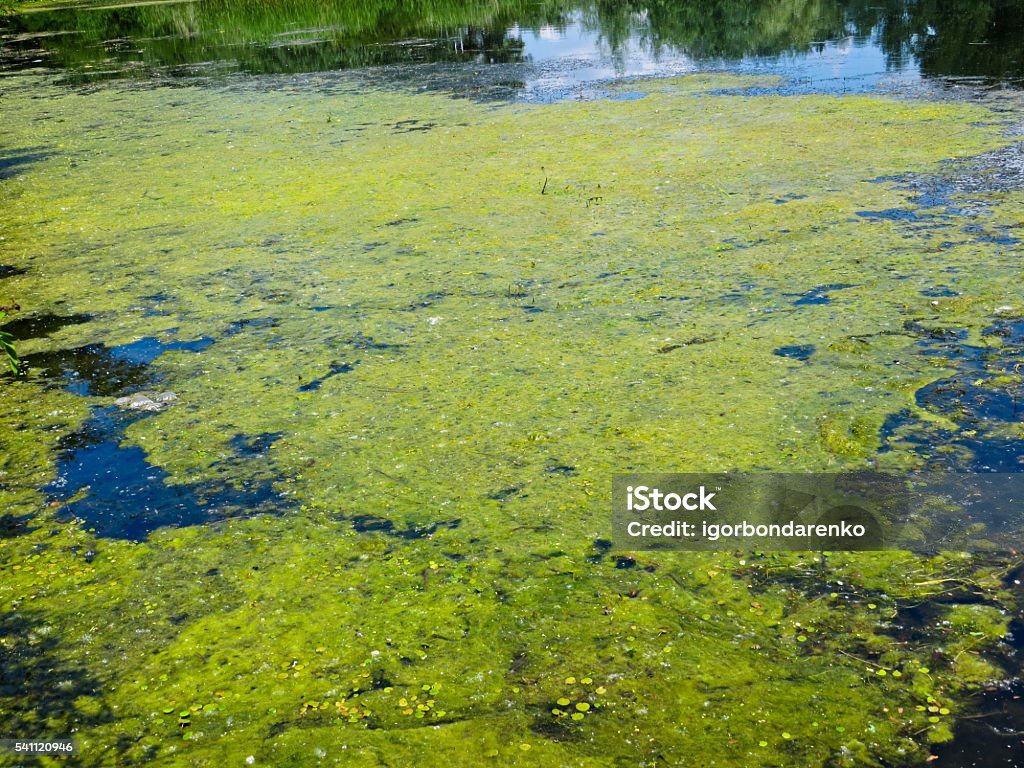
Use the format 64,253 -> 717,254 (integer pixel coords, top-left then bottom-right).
2,72 -> 1024,766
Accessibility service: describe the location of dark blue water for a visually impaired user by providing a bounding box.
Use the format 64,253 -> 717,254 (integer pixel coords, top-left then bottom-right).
15,329 -> 286,539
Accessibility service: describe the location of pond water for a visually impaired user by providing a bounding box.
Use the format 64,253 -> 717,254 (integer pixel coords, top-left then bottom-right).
2,1 -> 1024,767
2,0 -> 1024,94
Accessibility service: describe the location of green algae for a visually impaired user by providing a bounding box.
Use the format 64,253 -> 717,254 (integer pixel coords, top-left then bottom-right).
3,72 -> 1024,766
6,516 -> 1016,766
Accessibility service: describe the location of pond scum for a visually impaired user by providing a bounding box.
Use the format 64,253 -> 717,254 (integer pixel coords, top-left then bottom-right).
1,70 -> 1024,766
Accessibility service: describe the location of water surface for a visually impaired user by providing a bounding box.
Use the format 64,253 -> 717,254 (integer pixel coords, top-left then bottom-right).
3,0 -> 1024,96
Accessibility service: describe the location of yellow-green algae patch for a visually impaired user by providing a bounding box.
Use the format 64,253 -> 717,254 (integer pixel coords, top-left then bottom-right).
2,73 -> 1024,766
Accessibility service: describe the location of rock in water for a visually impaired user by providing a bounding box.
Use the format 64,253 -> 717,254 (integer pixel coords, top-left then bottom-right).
114,391 -> 178,412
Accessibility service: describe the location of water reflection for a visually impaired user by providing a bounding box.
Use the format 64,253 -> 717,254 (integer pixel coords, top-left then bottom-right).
1,0 -> 1022,91
0,0 -> 1019,91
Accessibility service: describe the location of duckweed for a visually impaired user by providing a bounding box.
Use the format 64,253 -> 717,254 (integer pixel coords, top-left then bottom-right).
1,64 -> 1022,768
